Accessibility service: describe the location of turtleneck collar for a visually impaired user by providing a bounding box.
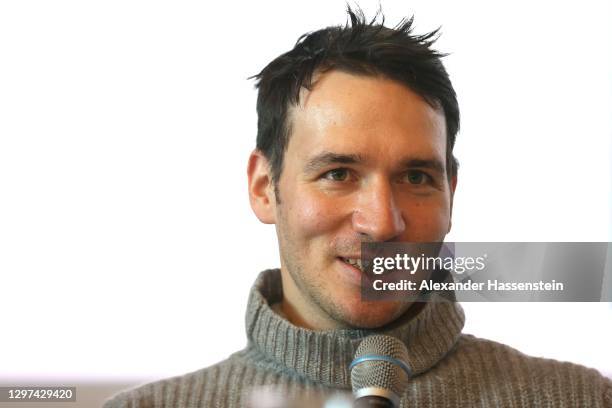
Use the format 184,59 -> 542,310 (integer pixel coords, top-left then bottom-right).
245,269 -> 465,389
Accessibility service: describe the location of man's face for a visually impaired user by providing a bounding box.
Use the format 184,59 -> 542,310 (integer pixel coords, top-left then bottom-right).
263,70 -> 455,329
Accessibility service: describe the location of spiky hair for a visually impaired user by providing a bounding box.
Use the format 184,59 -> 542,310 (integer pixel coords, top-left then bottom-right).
251,6 -> 460,186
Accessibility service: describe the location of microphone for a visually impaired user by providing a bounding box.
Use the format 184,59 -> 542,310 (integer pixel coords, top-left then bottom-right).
349,335 -> 411,408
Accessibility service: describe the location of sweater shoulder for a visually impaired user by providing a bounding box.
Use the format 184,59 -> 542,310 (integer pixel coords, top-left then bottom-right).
102,351 -> 251,408
457,333 -> 608,374
454,333 -> 612,406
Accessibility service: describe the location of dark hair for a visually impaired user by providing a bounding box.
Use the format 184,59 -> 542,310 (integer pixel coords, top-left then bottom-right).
251,6 -> 460,187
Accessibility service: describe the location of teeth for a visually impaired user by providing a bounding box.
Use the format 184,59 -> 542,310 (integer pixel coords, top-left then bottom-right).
343,258 -> 363,271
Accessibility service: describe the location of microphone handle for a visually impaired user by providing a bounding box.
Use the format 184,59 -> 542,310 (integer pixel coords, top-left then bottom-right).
353,395 -> 395,408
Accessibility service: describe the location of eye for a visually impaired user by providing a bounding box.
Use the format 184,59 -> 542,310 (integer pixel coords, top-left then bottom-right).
402,170 -> 431,185
322,168 -> 351,181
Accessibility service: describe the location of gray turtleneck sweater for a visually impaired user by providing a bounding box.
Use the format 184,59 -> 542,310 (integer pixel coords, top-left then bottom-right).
104,269 -> 612,407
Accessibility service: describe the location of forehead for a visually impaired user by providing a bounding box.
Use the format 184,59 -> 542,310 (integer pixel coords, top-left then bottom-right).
287,70 -> 447,164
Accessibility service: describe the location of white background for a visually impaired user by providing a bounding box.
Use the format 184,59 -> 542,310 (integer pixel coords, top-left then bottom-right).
1,0 -> 611,383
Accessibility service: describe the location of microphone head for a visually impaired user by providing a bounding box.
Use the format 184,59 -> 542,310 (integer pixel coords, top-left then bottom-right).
350,335 -> 411,407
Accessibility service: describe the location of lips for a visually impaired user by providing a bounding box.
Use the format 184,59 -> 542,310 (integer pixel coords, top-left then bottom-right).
337,256 -> 375,287
340,257 -> 363,271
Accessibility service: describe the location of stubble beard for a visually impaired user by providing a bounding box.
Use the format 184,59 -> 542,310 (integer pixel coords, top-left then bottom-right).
277,226 -> 406,329
274,207 -> 355,328
274,206 -> 411,329
277,231 -> 346,328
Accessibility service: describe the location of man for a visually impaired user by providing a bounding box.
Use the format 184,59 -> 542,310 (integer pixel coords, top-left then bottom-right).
105,8 -> 612,407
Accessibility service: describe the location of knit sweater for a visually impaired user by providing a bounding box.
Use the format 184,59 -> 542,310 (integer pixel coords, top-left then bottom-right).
104,269 -> 612,407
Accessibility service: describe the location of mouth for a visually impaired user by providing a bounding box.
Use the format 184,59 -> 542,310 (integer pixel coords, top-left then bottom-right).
339,257 -> 364,272
337,256 -> 375,287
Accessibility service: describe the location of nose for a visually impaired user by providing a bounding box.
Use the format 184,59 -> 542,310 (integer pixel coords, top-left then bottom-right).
351,178 -> 406,242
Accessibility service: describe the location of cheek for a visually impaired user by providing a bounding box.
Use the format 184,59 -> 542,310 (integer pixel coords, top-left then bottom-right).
287,191 -> 344,238
404,197 -> 451,238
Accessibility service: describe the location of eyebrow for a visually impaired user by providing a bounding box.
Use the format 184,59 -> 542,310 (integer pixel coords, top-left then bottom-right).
303,152 -> 446,175
400,158 -> 446,175
303,152 -> 364,174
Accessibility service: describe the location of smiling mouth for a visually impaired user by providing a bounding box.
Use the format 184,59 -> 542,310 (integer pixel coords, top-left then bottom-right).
340,257 -> 364,272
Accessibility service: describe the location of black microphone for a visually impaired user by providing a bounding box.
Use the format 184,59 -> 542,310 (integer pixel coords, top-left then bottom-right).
350,335 -> 411,408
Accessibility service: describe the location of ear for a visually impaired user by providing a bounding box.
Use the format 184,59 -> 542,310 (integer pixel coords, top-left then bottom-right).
447,174 -> 458,233
247,150 -> 277,224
